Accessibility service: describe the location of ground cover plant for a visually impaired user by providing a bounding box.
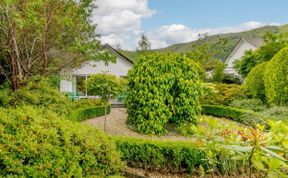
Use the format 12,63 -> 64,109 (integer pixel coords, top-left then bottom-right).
126,53 -> 203,135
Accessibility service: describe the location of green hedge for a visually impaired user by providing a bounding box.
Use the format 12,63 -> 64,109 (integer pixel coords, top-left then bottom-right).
69,105 -> 111,122
0,106 -> 123,177
114,137 -> 207,174
201,105 -> 268,128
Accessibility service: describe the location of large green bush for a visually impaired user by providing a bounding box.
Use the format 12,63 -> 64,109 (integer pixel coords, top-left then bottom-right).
126,53 -> 203,135
0,106 -> 123,177
243,62 -> 267,101
264,47 -> 288,106
69,105 -> 111,122
114,137 -> 207,174
9,77 -> 72,116
201,83 -> 244,106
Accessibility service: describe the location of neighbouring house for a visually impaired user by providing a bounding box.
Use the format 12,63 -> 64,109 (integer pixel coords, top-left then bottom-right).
224,38 -> 263,75
60,44 -> 133,97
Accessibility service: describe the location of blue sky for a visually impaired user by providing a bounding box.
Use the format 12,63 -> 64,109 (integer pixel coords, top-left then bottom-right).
93,0 -> 288,50
143,0 -> 288,30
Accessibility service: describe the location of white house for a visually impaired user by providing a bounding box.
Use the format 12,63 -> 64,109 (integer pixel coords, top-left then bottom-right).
224,38 -> 263,75
60,44 -> 133,97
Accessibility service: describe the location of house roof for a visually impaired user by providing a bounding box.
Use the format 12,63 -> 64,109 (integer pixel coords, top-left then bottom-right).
225,37 -> 263,62
104,44 -> 134,64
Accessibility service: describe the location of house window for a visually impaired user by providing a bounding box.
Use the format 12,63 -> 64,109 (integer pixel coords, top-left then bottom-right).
75,75 -> 87,97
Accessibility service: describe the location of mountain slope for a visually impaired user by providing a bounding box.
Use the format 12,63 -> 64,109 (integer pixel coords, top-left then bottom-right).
121,24 -> 288,61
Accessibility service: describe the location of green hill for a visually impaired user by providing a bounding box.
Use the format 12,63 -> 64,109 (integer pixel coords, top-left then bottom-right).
121,24 -> 288,61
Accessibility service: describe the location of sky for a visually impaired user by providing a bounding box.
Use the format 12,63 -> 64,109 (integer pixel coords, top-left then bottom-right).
92,0 -> 288,50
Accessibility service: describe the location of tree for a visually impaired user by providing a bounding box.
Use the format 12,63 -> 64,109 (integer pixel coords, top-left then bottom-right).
264,47 -> 288,106
85,74 -> 125,101
126,53 -> 203,135
0,0 -> 114,90
234,33 -> 288,78
137,33 -> 151,51
211,61 -> 226,83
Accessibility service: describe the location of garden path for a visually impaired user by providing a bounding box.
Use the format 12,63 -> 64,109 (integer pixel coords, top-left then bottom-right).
83,108 -> 195,141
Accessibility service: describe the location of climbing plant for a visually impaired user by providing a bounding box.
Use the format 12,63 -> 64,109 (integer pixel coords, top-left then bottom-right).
126,53 -> 203,135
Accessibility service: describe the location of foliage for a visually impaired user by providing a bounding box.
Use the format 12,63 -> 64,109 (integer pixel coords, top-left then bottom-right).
222,73 -> 242,84
126,53 -> 203,135
259,106 -> 288,121
0,106 -> 124,177
264,47 -> 288,106
114,137 -> 207,174
243,62 -> 267,101
211,61 -> 226,83
69,105 -> 111,122
0,0 -> 115,90
9,77 -> 72,116
229,99 -> 267,112
234,33 -> 288,78
200,83 -> 244,106
86,74 -> 125,101
201,105 -> 268,128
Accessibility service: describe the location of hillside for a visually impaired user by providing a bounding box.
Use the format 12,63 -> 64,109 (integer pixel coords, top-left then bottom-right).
121,24 -> 288,61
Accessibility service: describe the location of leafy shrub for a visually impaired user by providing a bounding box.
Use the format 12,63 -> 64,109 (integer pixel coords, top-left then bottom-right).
260,106 -> 288,121
114,137 -> 207,174
71,98 -> 104,109
9,77 -> 72,116
243,62 -> 267,101
0,106 -> 123,177
69,105 -> 111,122
201,105 -> 268,128
229,99 -> 267,112
201,83 -> 244,106
126,53 -> 203,135
264,47 -> 288,106
222,73 -> 242,84
86,74 -> 125,101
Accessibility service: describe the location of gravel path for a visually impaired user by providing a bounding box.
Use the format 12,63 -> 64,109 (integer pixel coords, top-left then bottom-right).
83,108 -> 195,141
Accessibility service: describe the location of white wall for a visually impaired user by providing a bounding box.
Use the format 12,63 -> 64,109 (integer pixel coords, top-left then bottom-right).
60,55 -> 133,93
225,40 -> 257,75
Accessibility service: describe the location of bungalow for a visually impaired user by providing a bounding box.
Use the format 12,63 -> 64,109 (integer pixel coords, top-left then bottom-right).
224,38 -> 263,75
60,44 -> 133,97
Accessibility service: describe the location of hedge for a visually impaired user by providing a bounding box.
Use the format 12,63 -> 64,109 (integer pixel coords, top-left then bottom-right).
69,105 -> 111,122
114,136 -> 207,174
201,105 -> 269,128
0,106 -> 123,177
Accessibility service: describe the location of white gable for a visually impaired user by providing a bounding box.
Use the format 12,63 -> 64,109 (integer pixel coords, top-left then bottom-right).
60,47 -> 133,93
72,55 -> 132,77
225,39 -> 258,75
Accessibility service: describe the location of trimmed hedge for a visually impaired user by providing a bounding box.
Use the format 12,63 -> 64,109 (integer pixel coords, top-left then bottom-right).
0,106 -> 123,177
201,105 -> 268,128
114,136 -> 207,174
69,105 -> 111,122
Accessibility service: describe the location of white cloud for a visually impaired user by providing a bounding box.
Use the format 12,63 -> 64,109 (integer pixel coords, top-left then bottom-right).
147,21 -> 281,49
93,0 -> 156,50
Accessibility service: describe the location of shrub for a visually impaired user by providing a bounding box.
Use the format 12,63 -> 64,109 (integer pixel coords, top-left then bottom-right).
222,73 -> 242,84
126,53 -> 203,135
9,77 -> 72,116
229,99 -> 267,112
259,106 -> 288,121
264,47 -> 288,106
114,137 -> 207,174
201,83 -> 244,106
201,105 -> 268,128
243,62 -> 267,101
69,105 -> 111,122
0,106 -> 123,177
86,74 -> 125,101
